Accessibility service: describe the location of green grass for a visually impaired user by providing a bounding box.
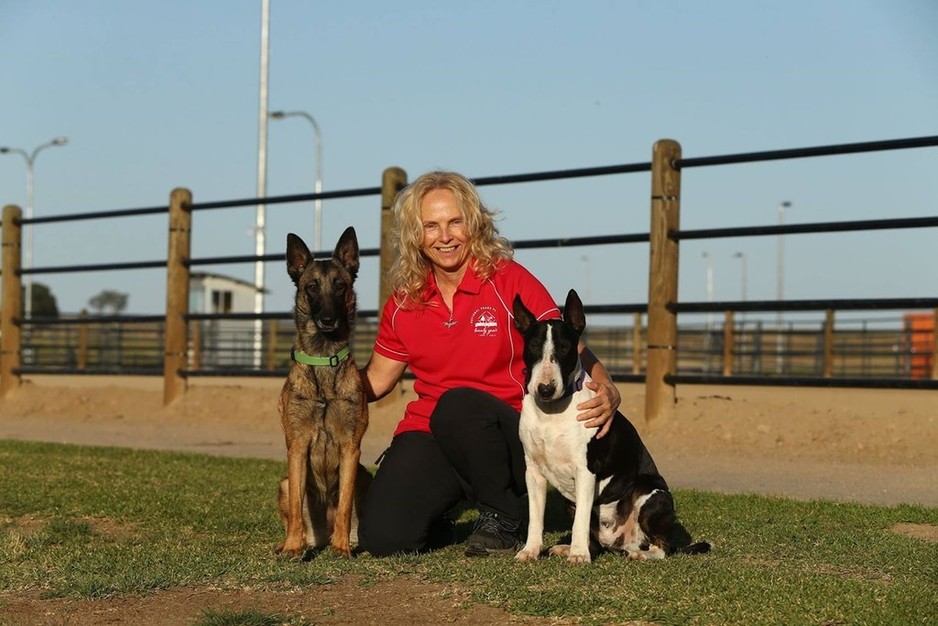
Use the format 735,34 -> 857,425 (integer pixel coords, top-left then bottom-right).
1,439 -> 936,625
195,607 -> 289,626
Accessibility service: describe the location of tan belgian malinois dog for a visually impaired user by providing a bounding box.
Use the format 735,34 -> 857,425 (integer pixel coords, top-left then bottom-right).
276,226 -> 371,558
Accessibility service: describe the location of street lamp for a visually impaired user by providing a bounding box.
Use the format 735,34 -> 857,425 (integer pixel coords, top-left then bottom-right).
776,200 -> 792,373
1,137 -> 69,318
270,110 -> 323,252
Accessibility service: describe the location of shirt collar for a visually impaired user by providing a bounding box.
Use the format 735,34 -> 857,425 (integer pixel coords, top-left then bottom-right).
425,261 -> 482,298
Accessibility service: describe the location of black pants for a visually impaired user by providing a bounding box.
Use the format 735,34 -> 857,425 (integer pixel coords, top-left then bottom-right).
357,387 -> 527,556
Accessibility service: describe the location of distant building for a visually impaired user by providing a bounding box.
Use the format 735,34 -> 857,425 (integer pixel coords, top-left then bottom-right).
189,272 -> 266,368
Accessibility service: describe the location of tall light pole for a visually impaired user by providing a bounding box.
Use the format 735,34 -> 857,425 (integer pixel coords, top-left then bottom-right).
253,0 -> 271,369
732,251 -> 747,302
733,251 -> 747,372
1,137 -> 69,318
702,251 -> 714,372
776,200 -> 792,373
270,110 -> 323,252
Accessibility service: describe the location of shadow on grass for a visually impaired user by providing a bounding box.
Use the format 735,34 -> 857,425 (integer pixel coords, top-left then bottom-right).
446,490 -> 708,555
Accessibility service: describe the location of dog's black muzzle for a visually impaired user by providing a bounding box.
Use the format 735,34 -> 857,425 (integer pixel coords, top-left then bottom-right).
536,382 -> 557,401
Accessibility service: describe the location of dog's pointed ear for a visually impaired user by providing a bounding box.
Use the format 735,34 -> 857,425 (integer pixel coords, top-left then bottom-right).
512,294 -> 536,334
333,226 -> 360,280
564,289 -> 586,336
286,233 -> 311,285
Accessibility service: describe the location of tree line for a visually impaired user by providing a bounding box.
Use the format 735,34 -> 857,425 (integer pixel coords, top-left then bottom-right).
26,284 -> 128,318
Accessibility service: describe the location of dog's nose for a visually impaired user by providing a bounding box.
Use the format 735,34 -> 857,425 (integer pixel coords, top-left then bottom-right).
537,383 -> 556,400
315,315 -> 339,331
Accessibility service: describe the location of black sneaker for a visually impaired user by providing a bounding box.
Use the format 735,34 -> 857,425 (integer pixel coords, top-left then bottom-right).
464,511 -> 523,557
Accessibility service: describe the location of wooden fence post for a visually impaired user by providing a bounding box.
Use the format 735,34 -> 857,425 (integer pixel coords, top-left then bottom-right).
822,309 -> 835,377
375,168 -> 407,407
632,312 -> 643,376
164,188 -> 192,405
722,310 -> 735,376
1,204 -> 23,397
645,140 -> 682,425
78,309 -> 88,370
378,167 -> 407,314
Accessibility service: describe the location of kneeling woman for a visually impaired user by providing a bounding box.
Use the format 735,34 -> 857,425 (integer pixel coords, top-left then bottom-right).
358,170 -> 618,557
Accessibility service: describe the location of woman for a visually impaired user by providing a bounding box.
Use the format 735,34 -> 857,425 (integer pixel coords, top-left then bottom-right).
358,170 -> 619,557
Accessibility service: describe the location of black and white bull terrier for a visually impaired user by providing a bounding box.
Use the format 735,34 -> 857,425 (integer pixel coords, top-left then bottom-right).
512,289 -> 710,564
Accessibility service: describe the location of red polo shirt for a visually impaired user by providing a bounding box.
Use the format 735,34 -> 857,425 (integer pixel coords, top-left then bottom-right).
374,260 -> 560,436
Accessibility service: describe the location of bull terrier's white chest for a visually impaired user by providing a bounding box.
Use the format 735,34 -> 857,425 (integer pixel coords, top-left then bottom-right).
519,391 -> 597,502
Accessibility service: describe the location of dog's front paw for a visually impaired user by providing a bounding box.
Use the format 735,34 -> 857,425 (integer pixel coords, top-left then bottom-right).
275,541 -> 306,559
515,548 -> 540,562
330,539 -> 353,558
566,550 -> 591,564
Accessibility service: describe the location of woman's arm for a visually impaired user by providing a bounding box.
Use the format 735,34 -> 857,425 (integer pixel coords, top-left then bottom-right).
360,351 -> 408,402
576,342 -> 621,439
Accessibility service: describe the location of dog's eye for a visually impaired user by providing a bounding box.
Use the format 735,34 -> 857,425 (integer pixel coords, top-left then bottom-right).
305,279 -> 319,294
334,278 -> 346,292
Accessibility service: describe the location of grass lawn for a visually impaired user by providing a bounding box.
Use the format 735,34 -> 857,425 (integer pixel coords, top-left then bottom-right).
0,440 -> 935,625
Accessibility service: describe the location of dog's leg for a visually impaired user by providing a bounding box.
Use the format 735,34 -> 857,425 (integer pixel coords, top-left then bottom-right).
330,445 -> 361,557
277,476 -> 290,533
276,437 -> 311,557
568,467 -> 596,564
629,489 -> 673,560
516,462 -> 548,561
349,464 -> 372,546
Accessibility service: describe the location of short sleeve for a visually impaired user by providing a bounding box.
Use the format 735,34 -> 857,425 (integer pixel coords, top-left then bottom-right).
510,261 -> 561,322
372,296 -> 409,362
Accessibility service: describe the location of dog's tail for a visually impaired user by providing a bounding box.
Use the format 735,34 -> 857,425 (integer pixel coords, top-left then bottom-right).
671,541 -> 712,556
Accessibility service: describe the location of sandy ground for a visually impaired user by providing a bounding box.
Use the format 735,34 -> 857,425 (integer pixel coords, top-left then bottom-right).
0,375 -> 935,507
1,375 -> 936,625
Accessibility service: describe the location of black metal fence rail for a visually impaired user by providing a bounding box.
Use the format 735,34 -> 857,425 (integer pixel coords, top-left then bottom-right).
674,135 -> 938,169
1,134 -> 935,398
675,215 -> 938,242
667,374 -> 938,390
672,298 -> 938,314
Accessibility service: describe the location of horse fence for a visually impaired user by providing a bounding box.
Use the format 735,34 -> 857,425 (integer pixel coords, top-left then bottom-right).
2,135 -> 937,422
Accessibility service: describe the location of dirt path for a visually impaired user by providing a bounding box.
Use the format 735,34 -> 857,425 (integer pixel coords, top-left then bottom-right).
0,375 -> 935,506
1,375 -> 936,625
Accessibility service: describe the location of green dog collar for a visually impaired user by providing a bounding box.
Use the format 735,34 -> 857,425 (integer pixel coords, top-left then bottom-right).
291,346 -> 351,367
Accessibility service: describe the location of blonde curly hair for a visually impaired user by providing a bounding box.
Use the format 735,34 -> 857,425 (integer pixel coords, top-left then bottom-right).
389,170 -> 513,307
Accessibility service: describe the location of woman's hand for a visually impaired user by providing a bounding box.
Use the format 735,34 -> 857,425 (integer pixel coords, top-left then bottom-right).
576,378 -> 621,439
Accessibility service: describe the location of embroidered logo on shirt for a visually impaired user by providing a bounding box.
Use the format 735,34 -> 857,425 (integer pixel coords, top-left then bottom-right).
470,307 -> 499,337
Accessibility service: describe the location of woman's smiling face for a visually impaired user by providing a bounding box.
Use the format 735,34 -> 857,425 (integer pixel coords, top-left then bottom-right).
420,188 -> 471,278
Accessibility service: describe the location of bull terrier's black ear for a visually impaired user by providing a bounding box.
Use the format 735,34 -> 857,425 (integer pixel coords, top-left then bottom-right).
286,233 -> 312,285
333,226 -> 360,280
513,294 -> 536,333
564,289 -> 586,336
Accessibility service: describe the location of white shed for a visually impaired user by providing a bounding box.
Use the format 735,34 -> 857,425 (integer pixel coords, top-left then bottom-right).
189,272 -> 266,368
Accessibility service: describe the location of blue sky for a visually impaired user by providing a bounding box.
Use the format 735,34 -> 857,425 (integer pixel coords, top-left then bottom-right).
1,1 -> 936,319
